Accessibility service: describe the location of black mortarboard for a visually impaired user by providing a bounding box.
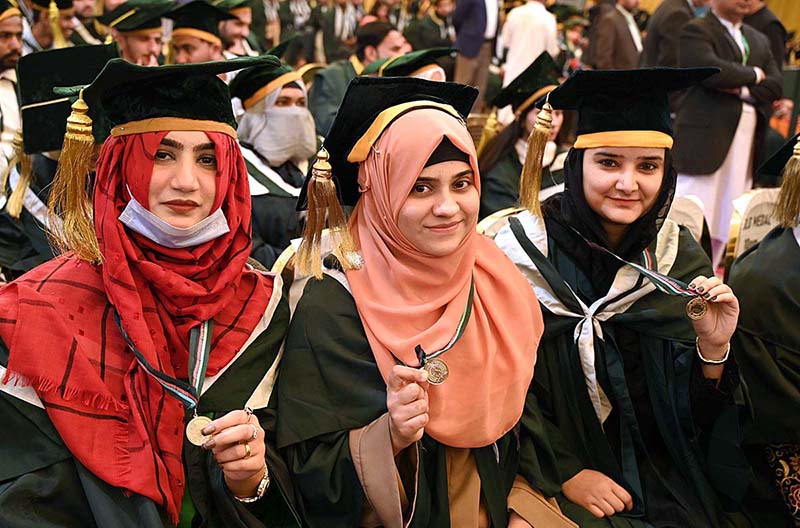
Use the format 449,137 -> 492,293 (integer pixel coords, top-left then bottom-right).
17,44 -> 118,153
544,67 -> 719,149
266,35 -> 300,60
759,133 -> 800,180
166,0 -> 235,45
229,62 -> 298,110
98,0 -> 173,32
56,55 -> 279,140
30,0 -> 72,10
362,47 -> 454,77
297,76 -> 477,209
492,52 -> 561,114
0,0 -> 21,20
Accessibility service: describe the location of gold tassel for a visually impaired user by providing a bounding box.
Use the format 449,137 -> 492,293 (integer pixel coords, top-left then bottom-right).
49,0 -> 69,49
775,137 -> 800,228
296,148 -> 360,279
476,108 -> 499,158
48,90 -> 102,262
518,97 -> 552,217
6,132 -> 33,219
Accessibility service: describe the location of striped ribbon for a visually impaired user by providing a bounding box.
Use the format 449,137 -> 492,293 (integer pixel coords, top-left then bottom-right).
415,276 -> 475,367
115,312 -> 213,412
576,229 -> 699,299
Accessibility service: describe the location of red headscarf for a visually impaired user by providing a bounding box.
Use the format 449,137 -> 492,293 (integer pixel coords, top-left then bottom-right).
345,109 -> 544,448
1,131 -> 273,523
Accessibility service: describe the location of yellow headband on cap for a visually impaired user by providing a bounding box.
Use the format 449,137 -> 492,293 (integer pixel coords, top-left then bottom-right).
111,117 -> 237,138
573,130 -> 673,149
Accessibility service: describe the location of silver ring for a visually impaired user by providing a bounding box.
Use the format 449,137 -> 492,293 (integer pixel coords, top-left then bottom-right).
250,424 -> 258,440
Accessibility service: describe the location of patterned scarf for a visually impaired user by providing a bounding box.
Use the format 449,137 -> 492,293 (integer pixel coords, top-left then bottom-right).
1,131 -> 273,523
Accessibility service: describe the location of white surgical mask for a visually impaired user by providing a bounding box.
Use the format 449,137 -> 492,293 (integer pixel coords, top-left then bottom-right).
119,193 -> 230,248
238,99 -> 318,167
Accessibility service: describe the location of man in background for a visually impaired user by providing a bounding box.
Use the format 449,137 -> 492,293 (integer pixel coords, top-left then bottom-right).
590,0 -> 642,70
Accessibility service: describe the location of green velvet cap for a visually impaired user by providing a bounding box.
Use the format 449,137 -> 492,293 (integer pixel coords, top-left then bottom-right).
229,62 -> 295,103
212,0 -> 251,11
55,56 -> 279,141
492,52 -> 560,112
543,67 -> 719,139
548,4 -> 583,23
563,16 -> 589,30
97,0 -> 173,32
165,0 -> 235,42
30,0 -> 72,11
267,35 -> 300,59
297,76 -> 477,209
362,47 -> 455,77
17,44 -> 118,153
759,133 -> 800,179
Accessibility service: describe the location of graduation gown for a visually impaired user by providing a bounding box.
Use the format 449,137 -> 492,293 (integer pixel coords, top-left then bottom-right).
479,145 -> 566,220
240,144 -> 302,270
0,154 -> 57,279
729,226 -> 800,528
0,264 -> 300,528
276,265 -> 577,528
493,211 -> 751,528
307,57 -> 360,137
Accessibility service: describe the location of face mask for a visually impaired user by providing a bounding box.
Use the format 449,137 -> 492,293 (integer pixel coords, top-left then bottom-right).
118,193 -> 230,248
240,105 -> 318,167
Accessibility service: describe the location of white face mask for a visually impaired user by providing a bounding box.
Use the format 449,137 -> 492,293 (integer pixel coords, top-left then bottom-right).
118,193 -> 230,249
239,105 -> 318,167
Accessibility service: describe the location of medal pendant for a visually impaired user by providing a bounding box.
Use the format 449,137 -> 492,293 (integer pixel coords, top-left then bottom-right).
686,297 -> 708,321
186,415 -> 213,446
424,358 -> 449,385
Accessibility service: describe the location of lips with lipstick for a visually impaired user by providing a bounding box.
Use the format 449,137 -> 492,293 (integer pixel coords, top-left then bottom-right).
163,199 -> 200,213
425,220 -> 463,233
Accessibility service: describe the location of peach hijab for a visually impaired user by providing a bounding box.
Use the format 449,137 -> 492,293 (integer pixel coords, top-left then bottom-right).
345,108 -> 544,448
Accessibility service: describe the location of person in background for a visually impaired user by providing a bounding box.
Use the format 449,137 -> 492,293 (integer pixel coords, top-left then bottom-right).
403,0 -> 455,52
589,0 -> 642,70
744,0 -> 787,69
479,52 -> 564,219
499,0 -> 558,89
452,0 -> 498,113
318,0 -> 359,63
23,0 -> 75,54
673,0 -> 782,266
166,0 -> 234,64
308,21 -> 408,136
218,0 -> 261,57
99,0 -> 171,66
69,0 -> 103,45
0,0 -> 21,173
230,63 -> 315,268
361,46 -> 452,81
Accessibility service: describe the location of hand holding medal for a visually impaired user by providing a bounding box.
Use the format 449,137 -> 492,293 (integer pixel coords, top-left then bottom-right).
387,365 -> 429,455
200,408 -> 269,499
686,275 -> 740,360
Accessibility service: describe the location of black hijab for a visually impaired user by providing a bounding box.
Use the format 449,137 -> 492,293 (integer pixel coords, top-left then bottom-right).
541,148 -> 677,295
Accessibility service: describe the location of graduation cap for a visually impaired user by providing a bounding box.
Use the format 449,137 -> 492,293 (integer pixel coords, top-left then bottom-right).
97,0 -> 173,33
30,0 -> 73,11
267,35 -> 300,60
165,0 -> 235,47
361,47 -> 454,78
30,0 -> 73,49
492,52 -> 561,115
544,67 -> 719,150
49,56 -> 278,262
548,4 -> 583,23
0,0 -> 21,21
212,0 -> 252,17
563,15 -> 589,30
17,43 -> 119,154
295,76 -> 477,278
763,133 -> 800,227
229,63 -> 299,110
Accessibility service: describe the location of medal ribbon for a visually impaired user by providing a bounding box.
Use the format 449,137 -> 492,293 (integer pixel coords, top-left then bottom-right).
114,312 -> 214,413
415,275 -> 475,367
573,228 -> 699,299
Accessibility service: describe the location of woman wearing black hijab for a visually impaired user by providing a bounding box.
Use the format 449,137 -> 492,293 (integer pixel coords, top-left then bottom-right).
489,68 -> 752,528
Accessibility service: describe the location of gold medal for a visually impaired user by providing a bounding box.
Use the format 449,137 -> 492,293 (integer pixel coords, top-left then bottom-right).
424,358 -> 449,385
686,297 -> 708,321
186,415 -> 213,446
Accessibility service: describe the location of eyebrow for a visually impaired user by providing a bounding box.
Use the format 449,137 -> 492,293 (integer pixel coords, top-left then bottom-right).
416,169 -> 474,184
159,138 -> 216,153
593,151 -> 664,161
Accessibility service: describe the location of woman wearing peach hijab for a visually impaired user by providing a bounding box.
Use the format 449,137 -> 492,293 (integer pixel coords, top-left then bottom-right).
276,77 -> 577,527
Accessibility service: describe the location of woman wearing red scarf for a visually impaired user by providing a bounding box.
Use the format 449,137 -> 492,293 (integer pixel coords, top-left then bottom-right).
0,56 -> 299,527
277,77 -> 576,527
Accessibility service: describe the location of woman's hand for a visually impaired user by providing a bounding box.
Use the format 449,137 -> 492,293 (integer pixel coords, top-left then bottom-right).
202,409 -> 267,498
562,469 -> 633,519
387,365 -> 429,455
688,275 -> 739,357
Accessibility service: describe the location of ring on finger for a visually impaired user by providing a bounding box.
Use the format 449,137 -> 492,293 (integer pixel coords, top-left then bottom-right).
243,442 -> 252,459
250,424 -> 258,440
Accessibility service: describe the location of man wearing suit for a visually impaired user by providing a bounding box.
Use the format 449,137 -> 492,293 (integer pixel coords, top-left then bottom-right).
673,0 -> 782,265
453,0 -> 498,112
589,0 -> 642,70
